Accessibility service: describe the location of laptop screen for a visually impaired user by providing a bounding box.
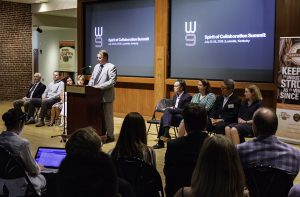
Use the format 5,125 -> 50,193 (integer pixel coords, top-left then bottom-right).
35,147 -> 67,169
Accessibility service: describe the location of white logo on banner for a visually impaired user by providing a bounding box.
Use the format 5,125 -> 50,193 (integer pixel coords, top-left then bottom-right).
185,21 -> 196,47
95,27 -> 103,48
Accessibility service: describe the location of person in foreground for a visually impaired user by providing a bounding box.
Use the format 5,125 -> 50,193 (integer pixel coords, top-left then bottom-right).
88,50 -> 117,143
225,84 -> 263,144
237,107 -> 300,177
164,103 -> 208,197
153,79 -> 192,149
178,79 -> 216,137
174,135 -> 245,197
56,127 -> 119,197
0,108 -> 46,195
110,112 -> 156,167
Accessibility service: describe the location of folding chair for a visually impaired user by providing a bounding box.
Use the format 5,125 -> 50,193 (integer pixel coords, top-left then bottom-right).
244,165 -> 294,197
146,98 -> 178,137
0,146 -> 40,197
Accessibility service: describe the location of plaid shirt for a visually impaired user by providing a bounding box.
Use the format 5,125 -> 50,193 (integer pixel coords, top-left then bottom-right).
237,135 -> 300,175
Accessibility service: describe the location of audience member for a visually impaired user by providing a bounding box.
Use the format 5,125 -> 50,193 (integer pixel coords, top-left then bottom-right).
88,50 -> 117,143
77,75 -> 85,86
225,84 -> 263,144
164,103 -> 208,197
207,79 -> 241,134
110,112 -> 156,167
0,108 -> 46,195
174,135 -> 245,197
25,71 -> 64,127
48,76 -> 73,126
237,107 -> 300,176
178,79 -> 216,137
56,127 -> 134,197
57,127 -> 117,196
13,73 -> 46,114
153,79 -> 192,149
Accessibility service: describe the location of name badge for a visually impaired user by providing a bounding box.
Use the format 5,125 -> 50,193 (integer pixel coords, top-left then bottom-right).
228,104 -> 234,109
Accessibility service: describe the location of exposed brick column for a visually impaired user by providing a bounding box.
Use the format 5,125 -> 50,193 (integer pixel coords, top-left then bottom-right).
0,1 -> 32,100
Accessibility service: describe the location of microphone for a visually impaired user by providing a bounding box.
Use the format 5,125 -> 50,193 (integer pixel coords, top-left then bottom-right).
79,65 -> 92,71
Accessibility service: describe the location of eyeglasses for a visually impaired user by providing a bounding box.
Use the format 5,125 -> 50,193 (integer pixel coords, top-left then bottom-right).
97,56 -> 102,59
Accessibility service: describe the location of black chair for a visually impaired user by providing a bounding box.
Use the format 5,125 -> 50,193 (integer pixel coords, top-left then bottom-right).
244,165 -> 294,197
0,146 -> 39,197
114,157 -> 164,197
146,98 -> 178,137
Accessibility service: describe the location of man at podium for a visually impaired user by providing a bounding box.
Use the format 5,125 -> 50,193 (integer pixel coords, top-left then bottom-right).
88,50 -> 117,143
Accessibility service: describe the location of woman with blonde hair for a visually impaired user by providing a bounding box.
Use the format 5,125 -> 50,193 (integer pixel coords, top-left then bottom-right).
174,135 -> 245,197
225,84 -> 263,144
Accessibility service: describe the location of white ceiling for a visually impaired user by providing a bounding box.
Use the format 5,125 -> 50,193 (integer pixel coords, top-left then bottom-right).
3,0 -> 77,18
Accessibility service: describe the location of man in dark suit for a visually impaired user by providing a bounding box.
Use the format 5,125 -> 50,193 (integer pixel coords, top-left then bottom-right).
13,73 -> 46,114
153,79 -> 192,149
207,79 -> 241,134
163,103 -> 209,197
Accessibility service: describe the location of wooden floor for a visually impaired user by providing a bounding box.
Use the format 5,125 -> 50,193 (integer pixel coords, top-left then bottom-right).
0,100 -> 299,185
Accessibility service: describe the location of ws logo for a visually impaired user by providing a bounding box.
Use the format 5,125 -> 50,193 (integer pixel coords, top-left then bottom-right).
94,27 -> 103,48
185,21 -> 196,47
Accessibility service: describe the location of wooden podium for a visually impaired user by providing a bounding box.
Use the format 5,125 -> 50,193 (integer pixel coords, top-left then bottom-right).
66,85 -> 105,137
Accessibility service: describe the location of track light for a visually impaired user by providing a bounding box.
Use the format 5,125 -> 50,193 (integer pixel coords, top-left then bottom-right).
36,27 -> 43,33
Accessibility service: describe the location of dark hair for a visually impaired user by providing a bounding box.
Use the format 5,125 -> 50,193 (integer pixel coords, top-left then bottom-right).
2,108 -> 26,130
53,70 -> 61,76
253,107 -> 278,136
65,127 -> 102,157
176,79 -> 187,92
111,112 -> 150,161
224,79 -> 235,92
199,79 -> 212,94
65,76 -> 74,85
191,135 -> 245,197
57,151 -> 118,197
183,103 -> 207,133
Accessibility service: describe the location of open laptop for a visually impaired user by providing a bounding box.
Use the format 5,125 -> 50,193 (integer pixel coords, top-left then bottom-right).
35,147 -> 67,173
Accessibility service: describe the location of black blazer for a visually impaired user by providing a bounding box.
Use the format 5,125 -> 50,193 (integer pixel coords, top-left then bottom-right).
171,92 -> 192,114
209,94 -> 241,124
25,83 -> 46,99
163,131 -> 208,197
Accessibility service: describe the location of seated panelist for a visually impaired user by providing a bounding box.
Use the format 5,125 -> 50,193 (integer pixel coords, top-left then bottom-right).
153,79 -> 192,149
25,71 -> 64,127
207,79 -> 241,135
178,79 -> 216,137
13,73 -> 46,114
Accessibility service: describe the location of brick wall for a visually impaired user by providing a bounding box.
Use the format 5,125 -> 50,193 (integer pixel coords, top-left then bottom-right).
0,1 -> 32,101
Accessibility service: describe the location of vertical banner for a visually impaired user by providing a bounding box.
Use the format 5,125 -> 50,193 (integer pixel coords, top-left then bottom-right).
276,37 -> 300,144
59,40 -> 76,72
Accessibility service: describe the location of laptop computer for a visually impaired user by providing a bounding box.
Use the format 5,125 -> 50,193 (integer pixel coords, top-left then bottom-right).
35,147 -> 67,173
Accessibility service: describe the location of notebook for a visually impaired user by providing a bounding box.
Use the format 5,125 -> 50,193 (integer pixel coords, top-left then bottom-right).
35,147 -> 67,173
